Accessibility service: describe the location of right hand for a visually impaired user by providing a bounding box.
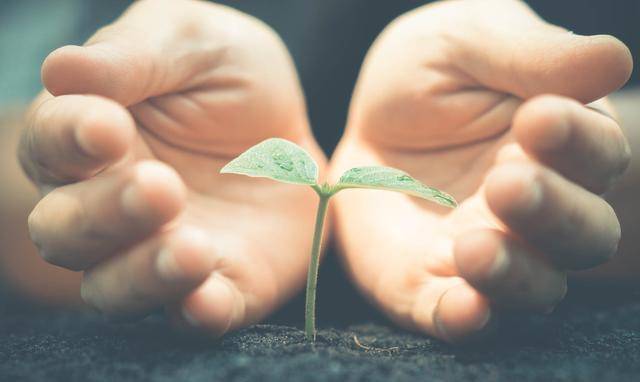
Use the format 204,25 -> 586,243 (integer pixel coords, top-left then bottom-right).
19,0 -> 325,336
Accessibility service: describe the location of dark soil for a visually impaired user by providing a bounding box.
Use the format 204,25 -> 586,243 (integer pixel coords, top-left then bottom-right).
2,255 -> 640,382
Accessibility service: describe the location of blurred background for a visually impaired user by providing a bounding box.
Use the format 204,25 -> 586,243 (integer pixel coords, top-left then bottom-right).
0,0 -> 637,315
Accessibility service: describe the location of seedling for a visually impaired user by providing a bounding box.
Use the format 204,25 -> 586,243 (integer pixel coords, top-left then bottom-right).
221,138 -> 457,341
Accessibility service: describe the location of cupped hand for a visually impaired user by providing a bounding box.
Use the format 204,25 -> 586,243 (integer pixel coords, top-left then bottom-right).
330,0 -> 632,342
19,0 -> 325,336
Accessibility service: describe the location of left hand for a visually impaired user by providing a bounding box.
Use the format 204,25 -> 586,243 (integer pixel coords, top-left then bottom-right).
330,0 -> 633,342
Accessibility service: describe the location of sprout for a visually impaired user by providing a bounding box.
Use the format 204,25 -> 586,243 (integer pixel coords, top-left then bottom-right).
221,138 -> 457,341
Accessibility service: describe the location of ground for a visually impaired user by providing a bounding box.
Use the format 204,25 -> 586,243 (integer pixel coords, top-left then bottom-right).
2,254 -> 640,382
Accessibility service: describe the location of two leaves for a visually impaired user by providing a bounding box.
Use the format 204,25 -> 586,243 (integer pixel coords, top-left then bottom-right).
221,138 -> 456,207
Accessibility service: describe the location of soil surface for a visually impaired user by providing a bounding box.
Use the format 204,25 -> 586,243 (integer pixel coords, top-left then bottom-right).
2,255 -> 640,382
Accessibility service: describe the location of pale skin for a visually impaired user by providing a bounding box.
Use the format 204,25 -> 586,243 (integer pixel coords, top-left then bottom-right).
330,0 -> 634,342
19,0 -> 327,335
14,0 -> 636,342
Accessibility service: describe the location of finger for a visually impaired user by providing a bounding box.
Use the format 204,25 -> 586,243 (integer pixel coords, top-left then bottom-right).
19,93 -> 135,186
411,280 -> 493,343
28,161 -> 186,271
41,0 -> 223,105
169,274 -> 245,338
455,229 -> 567,313
513,95 -> 630,194
171,244 -> 278,338
81,226 -> 218,319
485,162 -> 621,270
456,0 -> 632,103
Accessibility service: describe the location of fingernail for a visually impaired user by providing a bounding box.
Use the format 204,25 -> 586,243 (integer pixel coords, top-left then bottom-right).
478,308 -> 492,330
434,288 -> 492,343
121,183 -> 148,218
434,313 -> 449,342
489,244 -> 510,279
182,307 -> 200,328
156,248 -> 182,282
544,281 -> 568,314
75,123 -> 100,158
527,180 -> 543,212
433,289 -> 454,342
519,170 -> 543,214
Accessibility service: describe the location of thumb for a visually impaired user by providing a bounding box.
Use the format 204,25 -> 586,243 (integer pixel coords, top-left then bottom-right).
41,0 -> 217,106
456,0 -> 633,103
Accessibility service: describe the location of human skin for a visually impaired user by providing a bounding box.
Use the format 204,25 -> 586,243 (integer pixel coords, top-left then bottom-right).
585,89 -> 640,282
11,0 -> 636,342
17,0 -> 326,336
0,109 -> 81,307
329,0 -> 634,343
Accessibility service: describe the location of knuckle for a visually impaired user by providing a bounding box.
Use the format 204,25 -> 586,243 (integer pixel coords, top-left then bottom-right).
17,139 -> 39,184
20,106 -> 50,181
21,96 -> 83,184
25,96 -> 52,141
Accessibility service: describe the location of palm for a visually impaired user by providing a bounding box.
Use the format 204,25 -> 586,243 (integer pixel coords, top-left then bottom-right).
126,99 -> 319,325
25,0 -> 326,334
117,36 -> 324,327
329,0 -> 630,339
332,82 -> 517,324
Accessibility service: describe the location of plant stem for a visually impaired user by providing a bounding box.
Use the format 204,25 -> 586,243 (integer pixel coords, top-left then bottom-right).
305,191 -> 330,341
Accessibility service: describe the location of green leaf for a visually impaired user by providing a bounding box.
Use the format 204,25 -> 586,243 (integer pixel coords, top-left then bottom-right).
334,166 -> 457,207
220,138 -> 318,186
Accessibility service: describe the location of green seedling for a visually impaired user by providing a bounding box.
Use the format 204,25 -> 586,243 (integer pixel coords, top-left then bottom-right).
221,138 -> 457,341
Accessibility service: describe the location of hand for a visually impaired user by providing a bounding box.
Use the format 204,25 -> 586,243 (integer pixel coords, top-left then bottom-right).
330,0 -> 632,342
19,0 -> 325,336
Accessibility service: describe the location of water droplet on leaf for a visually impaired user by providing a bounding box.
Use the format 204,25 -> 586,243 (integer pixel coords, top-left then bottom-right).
272,150 -> 294,171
